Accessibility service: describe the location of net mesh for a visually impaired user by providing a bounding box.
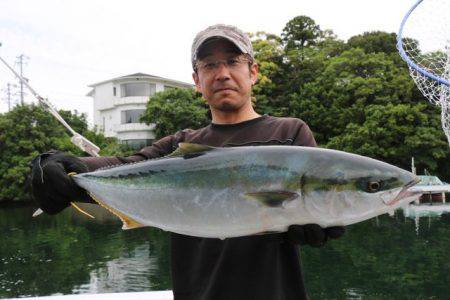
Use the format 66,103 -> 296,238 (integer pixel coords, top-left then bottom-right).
398,0 -> 450,145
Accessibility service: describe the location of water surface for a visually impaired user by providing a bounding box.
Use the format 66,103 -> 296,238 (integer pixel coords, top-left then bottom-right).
0,204 -> 449,299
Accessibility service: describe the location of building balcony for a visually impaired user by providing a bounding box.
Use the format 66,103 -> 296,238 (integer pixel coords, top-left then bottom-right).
114,122 -> 155,133
113,96 -> 150,107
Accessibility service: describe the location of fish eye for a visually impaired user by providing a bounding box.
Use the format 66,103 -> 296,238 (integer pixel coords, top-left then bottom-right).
367,181 -> 381,193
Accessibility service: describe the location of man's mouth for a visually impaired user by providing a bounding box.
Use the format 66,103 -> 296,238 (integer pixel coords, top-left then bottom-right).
215,87 -> 236,93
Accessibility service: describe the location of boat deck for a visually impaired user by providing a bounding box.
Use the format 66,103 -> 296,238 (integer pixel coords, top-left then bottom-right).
5,291 -> 173,300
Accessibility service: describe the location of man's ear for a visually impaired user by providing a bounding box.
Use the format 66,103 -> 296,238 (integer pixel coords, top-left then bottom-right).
250,63 -> 259,85
192,72 -> 202,93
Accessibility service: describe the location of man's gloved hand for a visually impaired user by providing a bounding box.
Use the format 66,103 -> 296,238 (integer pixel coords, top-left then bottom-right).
30,151 -> 92,215
286,224 -> 345,247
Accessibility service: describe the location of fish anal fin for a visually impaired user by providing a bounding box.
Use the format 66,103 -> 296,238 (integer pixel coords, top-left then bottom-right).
121,216 -> 145,230
245,191 -> 298,208
88,192 -> 145,230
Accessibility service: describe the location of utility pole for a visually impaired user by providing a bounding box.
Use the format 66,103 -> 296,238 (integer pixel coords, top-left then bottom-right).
2,82 -> 16,111
15,54 -> 29,105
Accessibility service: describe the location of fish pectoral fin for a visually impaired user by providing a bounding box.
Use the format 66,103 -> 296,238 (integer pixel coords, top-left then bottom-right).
245,191 -> 298,208
167,143 -> 217,158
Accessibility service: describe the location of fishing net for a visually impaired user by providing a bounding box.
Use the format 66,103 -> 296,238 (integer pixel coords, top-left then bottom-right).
397,0 -> 450,145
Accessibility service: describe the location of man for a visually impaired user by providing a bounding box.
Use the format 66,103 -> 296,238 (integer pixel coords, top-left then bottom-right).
31,24 -> 344,300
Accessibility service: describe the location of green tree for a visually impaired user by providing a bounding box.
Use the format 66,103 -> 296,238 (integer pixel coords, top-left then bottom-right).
326,103 -> 447,172
250,31 -> 286,115
281,16 -> 322,51
347,31 -> 399,55
0,104 -> 128,202
293,48 -> 419,143
251,28 -> 345,117
251,15 -> 450,180
140,88 -> 210,139
58,110 -> 89,133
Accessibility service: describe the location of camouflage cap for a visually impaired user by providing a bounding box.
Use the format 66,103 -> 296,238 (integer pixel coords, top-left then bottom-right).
191,24 -> 254,68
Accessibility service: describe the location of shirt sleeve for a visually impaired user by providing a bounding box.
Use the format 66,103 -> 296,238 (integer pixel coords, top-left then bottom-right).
79,131 -> 184,171
292,121 -> 317,147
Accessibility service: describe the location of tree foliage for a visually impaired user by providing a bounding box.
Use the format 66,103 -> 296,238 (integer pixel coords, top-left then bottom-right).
347,31 -> 399,55
0,104 -> 129,202
140,88 -> 210,140
281,16 -> 322,51
250,16 -> 449,180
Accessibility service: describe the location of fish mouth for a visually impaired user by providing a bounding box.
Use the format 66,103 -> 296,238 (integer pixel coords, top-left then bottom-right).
384,177 -> 421,206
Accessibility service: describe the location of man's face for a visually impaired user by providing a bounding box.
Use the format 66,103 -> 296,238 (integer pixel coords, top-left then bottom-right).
192,39 -> 258,113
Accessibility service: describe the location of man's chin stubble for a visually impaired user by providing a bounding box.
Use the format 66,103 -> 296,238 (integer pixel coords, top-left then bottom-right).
216,103 -> 239,112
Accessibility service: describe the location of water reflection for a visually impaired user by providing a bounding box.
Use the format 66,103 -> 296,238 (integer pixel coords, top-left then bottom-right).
403,203 -> 450,234
73,243 -> 155,293
0,205 -> 449,299
302,206 -> 450,299
0,205 -> 171,298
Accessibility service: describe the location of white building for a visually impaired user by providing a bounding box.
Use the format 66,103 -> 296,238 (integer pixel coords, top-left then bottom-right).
87,73 -> 193,149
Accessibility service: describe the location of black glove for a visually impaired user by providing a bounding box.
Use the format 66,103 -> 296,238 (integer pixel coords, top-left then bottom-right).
286,224 -> 345,247
30,151 -> 92,215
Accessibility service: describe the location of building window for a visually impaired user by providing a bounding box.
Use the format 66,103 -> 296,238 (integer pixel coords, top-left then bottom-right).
164,85 -> 176,90
113,87 -> 116,96
121,83 -> 156,97
121,109 -> 145,124
122,139 -> 153,150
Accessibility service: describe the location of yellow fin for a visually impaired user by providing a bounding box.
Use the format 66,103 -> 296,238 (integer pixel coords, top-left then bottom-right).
88,192 -> 145,230
167,143 -> 216,157
70,203 -> 95,219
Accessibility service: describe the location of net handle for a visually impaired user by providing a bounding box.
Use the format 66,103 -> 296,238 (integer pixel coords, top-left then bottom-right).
396,0 -> 450,87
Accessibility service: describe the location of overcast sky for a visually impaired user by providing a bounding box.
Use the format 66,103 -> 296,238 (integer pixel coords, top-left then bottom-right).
0,0 -> 416,122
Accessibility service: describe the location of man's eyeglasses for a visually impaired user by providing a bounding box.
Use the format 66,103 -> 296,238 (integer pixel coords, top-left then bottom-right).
195,55 -> 251,73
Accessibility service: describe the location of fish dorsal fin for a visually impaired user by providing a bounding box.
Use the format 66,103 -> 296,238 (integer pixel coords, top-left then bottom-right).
168,143 -> 217,158
245,191 -> 298,208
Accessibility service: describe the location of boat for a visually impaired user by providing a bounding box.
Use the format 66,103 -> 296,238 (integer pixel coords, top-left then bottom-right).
5,291 -> 173,300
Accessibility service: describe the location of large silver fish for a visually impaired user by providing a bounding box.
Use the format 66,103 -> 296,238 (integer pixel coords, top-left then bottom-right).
73,143 -> 419,239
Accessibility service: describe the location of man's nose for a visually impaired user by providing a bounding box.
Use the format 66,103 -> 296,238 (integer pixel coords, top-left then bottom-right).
214,63 -> 231,80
